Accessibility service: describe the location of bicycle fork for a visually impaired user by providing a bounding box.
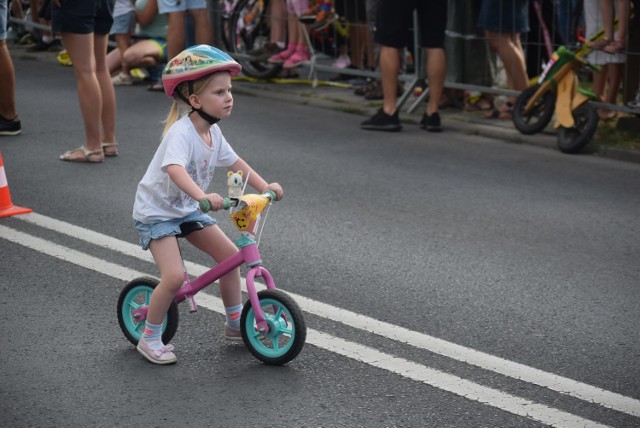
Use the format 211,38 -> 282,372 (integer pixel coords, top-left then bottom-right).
244,267 -> 272,333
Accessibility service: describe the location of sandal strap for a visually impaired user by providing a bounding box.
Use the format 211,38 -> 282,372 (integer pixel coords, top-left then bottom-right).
60,145 -> 104,162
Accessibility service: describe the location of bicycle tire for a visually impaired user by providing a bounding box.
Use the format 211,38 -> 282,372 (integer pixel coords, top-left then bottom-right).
557,103 -> 599,154
241,289 -> 306,365
512,84 -> 556,135
228,0 -> 283,79
117,276 -> 179,346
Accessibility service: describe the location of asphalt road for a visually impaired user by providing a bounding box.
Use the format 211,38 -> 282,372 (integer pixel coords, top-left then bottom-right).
1,51 -> 639,427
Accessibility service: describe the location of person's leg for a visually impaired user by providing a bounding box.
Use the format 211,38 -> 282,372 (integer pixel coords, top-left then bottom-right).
106,47 -> 122,76
137,235 -> 182,362
123,39 -> 164,69
0,40 -> 17,121
146,237 -> 186,325
485,30 -> 528,92
270,0 -> 287,44
614,0 -> 629,41
187,8 -> 213,45
597,62 -> 623,119
268,12 -> 297,62
115,33 -> 131,74
380,45 -> 400,115
94,32 -> 116,149
59,32 -> 105,161
603,0 -> 629,52
600,0 -> 614,40
425,48 -> 446,116
186,225 -> 242,308
165,11 -> 186,60
592,63 -> 609,102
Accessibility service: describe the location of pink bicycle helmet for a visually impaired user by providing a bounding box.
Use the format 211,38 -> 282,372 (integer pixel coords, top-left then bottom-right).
162,44 -> 242,98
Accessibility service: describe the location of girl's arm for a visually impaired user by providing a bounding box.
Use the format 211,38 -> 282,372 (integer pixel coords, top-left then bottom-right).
166,164 -> 226,210
229,158 -> 283,200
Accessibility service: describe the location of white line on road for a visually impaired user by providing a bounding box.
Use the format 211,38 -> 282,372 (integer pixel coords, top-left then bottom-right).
7,213 -> 640,419
0,223 -> 610,427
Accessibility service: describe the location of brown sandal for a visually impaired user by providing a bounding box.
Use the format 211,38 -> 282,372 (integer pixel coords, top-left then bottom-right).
59,145 -> 104,163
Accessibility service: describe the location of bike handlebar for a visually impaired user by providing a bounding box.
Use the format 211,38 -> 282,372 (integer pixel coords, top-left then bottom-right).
199,190 -> 277,213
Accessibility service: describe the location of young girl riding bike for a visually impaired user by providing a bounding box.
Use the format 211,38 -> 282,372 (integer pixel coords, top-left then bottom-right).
132,45 -> 283,365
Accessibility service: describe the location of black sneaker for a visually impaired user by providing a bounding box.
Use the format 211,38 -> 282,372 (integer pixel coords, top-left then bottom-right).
361,108 -> 402,132
0,115 -> 21,136
420,112 -> 442,132
27,40 -> 53,52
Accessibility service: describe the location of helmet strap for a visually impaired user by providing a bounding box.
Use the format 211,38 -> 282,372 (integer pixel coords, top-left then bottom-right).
176,82 -> 221,125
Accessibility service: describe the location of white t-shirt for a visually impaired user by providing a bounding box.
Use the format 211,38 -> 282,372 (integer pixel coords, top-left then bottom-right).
132,116 -> 239,223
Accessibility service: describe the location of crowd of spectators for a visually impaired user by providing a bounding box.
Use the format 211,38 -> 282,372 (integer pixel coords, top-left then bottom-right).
2,0 -> 639,140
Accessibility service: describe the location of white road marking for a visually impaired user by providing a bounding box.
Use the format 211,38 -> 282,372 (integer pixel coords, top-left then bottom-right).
3,214 -> 640,423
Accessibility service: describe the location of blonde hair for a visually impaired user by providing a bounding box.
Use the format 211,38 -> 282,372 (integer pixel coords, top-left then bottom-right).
161,73 -> 218,137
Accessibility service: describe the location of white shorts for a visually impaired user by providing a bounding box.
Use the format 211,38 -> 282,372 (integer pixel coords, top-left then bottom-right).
158,0 -> 207,14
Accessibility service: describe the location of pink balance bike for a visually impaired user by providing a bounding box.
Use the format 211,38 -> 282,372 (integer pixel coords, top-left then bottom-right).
117,189 -> 306,366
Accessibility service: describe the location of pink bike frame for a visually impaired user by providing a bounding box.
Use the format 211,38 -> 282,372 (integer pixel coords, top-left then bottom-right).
132,241 -> 277,334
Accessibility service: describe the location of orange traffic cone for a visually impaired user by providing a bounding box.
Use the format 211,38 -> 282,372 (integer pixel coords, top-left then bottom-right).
0,150 -> 32,218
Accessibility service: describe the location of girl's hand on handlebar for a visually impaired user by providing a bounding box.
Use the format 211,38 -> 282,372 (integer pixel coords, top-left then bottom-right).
202,193 -> 226,211
263,183 -> 283,201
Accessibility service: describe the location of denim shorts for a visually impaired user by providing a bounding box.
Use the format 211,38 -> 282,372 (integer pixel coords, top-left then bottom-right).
110,11 -> 136,35
0,0 -> 8,41
477,0 -> 529,34
134,211 -> 216,250
158,0 -> 207,14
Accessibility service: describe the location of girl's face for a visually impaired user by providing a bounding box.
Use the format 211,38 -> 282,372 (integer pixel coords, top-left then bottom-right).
195,72 -> 234,120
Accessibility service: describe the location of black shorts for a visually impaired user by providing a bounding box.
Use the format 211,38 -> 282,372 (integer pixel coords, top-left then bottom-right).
51,0 -> 115,35
335,0 -> 367,23
374,0 -> 447,49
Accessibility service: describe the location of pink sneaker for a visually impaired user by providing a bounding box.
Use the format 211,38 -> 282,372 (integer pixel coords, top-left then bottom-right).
268,47 -> 295,64
283,51 -> 310,69
224,323 -> 243,341
136,336 -> 177,365
332,54 -> 350,69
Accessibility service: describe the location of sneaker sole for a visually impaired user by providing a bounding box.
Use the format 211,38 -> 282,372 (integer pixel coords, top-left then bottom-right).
136,345 -> 177,365
0,129 -> 21,136
225,334 -> 244,342
361,124 -> 402,132
283,61 -> 309,69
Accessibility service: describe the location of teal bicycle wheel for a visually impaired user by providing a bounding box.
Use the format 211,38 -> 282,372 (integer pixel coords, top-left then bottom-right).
241,289 -> 306,365
117,276 -> 179,346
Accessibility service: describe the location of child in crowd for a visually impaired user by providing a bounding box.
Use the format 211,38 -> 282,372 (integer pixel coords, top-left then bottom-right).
110,0 -> 137,85
268,0 -> 311,68
132,45 -> 283,365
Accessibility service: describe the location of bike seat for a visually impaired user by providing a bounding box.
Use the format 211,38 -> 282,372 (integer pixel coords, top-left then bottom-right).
177,221 -> 204,238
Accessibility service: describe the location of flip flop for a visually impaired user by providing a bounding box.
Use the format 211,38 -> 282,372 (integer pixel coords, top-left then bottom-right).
59,145 -> 104,163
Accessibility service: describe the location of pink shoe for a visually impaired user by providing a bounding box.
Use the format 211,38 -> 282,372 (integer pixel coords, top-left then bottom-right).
136,336 -> 177,365
283,51 -> 310,69
224,323 -> 243,341
268,47 -> 295,64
